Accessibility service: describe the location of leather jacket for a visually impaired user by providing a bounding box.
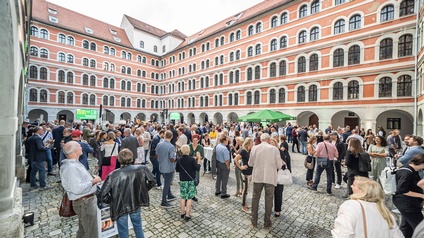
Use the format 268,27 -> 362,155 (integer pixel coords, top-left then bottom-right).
98,165 -> 156,221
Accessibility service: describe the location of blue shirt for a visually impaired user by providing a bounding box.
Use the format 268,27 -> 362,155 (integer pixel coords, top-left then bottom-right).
156,140 -> 176,173
215,143 -> 230,163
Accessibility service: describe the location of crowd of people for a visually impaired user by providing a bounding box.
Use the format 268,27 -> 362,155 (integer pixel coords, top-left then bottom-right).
22,118 -> 424,237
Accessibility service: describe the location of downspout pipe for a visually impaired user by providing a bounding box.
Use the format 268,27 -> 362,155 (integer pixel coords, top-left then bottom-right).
414,0 -> 420,135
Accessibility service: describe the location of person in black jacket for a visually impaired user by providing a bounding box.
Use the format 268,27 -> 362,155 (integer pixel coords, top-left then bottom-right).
344,138 -> 368,196
150,130 -> 165,188
99,149 -> 156,238
176,145 -> 201,220
393,154 -> 424,238
331,132 -> 346,189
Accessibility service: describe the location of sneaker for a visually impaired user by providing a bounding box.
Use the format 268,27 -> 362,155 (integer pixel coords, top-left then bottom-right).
160,202 -> 173,208
327,192 -> 332,196
335,184 -> 341,189
206,171 -> 211,174
307,185 -> 317,191
40,185 -> 54,191
391,209 -> 400,214
167,195 -> 177,201
30,185 -> 39,189
155,185 -> 163,190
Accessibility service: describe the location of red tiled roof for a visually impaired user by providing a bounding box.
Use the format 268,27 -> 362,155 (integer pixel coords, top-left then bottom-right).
178,0 -> 292,49
33,0 -> 133,48
124,14 -> 169,38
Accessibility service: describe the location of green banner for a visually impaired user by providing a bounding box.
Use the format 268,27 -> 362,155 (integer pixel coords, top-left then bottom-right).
76,109 -> 98,120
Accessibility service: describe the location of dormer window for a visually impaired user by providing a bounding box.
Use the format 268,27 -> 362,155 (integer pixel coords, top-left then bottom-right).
48,8 -> 57,14
234,12 -> 244,20
48,16 -> 58,23
85,27 -> 94,34
113,36 -> 121,42
109,29 -> 117,35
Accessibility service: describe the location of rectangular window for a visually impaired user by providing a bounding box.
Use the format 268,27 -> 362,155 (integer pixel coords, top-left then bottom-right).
387,118 -> 401,129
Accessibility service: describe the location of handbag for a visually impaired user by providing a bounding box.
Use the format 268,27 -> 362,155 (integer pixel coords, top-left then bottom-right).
178,159 -> 199,186
304,155 -> 314,170
277,168 -> 293,185
317,143 -> 330,167
59,192 -> 76,217
102,143 -> 116,166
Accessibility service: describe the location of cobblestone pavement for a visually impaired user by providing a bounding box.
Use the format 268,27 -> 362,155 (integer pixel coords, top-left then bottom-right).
22,151 -> 398,238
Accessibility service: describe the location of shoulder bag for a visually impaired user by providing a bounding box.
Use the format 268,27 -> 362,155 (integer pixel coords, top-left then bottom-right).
102,143 -> 116,166
304,155 -> 315,170
358,201 -> 368,238
178,159 -> 199,186
59,192 -> 76,217
317,142 -> 329,167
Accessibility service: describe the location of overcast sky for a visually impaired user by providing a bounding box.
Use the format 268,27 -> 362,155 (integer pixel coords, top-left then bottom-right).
47,0 -> 263,36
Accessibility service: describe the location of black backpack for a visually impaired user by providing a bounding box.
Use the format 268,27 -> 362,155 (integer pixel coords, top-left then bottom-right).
358,152 -> 371,173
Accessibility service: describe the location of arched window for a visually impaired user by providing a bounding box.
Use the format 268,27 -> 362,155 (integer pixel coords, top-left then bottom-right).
349,15 -> 361,30
311,0 -> 320,14
121,98 -> 126,107
246,92 -> 252,105
381,5 -> 394,22
236,30 -> 241,40
398,34 -> 413,57
397,75 -> 412,96
103,78 -> 109,88
30,26 -> 38,36
256,22 -> 262,33
309,85 -> 318,101
236,50 -> 241,60
229,72 -> 234,84
270,89 -> 276,103
82,74 -> 89,85
271,16 -> 278,28
127,98 -> 131,107
254,91 -> 260,104
58,34 -> 66,43
142,99 -> 146,108
333,82 -> 344,100
220,55 -> 224,64
298,56 -> 306,73
140,41 -> 144,48
58,91 -> 65,103
380,38 -> 393,59
121,81 -> 126,90
40,67 -> 47,80
127,53 -> 132,60
298,30 -> 307,44
90,75 -> 96,86
110,48 -> 116,56
29,66 -> 37,79
279,88 -> 285,103
137,69 -> 141,77
29,89 -> 38,102
281,13 -> 288,24
334,19 -> 345,34
58,52 -> 65,62
230,52 -> 234,62
270,63 -> 277,77
121,66 -> 126,74
333,49 -> 344,67
40,29 -> 49,39
235,70 -> 240,83
30,46 -> 38,56
90,95 -> 95,105
279,61 -> 287,76
297,86 -> 305,102
40,89 -> 47,102
255,44 -> 261,55
58,70 -> 65,82
248,26 -> 254,36
280,36 -> 287,48
247,46 -> 253,57
67,72 -> 73,84
234,93 -> 239,105
220,36 -> 225,46
127,67 -> 132,75
103,96 -> 108,106
82,40 -> 89,49
400,0 -> 415,17
137,83 -> 141,92
270,39 -> 277,51
310,27 -> 319,41
103,46 -> 109,54
142,84 -> 146,92
90,42 -> 96,51
254,66 -> 261,80
40,49 -> 48,58
110,78 -> 115,89
67,92 -> 73,104
122,51 -> 127,59
299,5 -> 307,18
82,94 -> 88,105
90,59 -> 96,68
348,45 -> 360,65
110,64 -> 115,72
230,33 -> 235,42
310,54 -> 319,71
109,96 -> 115,106
137,99 -> 141,108
348,80 -> 360,99
379,77 -> 392,97
67,36 -> 74,45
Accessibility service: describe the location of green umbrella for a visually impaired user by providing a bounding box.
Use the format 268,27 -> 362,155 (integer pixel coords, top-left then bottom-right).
237,109 -> 296,123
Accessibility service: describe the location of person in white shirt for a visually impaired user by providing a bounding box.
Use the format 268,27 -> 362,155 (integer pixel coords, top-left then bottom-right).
346,129 -> 364,146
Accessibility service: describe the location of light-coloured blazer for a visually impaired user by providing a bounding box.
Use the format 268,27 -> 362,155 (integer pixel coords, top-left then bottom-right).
248,141 -> 282,186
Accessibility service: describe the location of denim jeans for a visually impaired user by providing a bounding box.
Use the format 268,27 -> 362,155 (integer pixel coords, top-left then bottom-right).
150,156 -> 161,187
30,161 -> 46,187
117,208 -> 145,238
300,140 -> 308,154
46,149 -> 53,173
162,172 -> 174,204
312,159 -> 333,193
286,133 -> 292,143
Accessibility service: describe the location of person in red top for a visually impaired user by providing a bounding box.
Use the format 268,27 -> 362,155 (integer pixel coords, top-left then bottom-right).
307,134 -> 338,195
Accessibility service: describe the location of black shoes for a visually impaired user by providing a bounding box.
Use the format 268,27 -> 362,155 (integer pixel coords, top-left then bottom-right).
220,194 -> 230,199
192,197 -> 198,202
215,192 -> 221,196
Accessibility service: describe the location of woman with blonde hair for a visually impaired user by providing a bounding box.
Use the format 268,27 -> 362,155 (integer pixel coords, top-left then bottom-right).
134,128 -> 145,164
306,135 -> 317,186
234,137 -> 254,213
332,176 -> 403,237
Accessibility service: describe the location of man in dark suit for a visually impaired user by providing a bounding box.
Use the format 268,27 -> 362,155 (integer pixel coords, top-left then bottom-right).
27,126 -> 53,190
52,120 -> 66,164
121,128 -> 139,163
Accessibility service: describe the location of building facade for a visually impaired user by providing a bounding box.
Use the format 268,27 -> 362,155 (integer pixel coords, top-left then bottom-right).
28,0 -> 422,136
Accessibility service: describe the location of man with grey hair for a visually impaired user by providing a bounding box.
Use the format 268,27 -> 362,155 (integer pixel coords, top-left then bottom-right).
249,133 -> 283,228
345,129 -> 364,145
121,128 -> 138,163
60,141 -> 101,238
